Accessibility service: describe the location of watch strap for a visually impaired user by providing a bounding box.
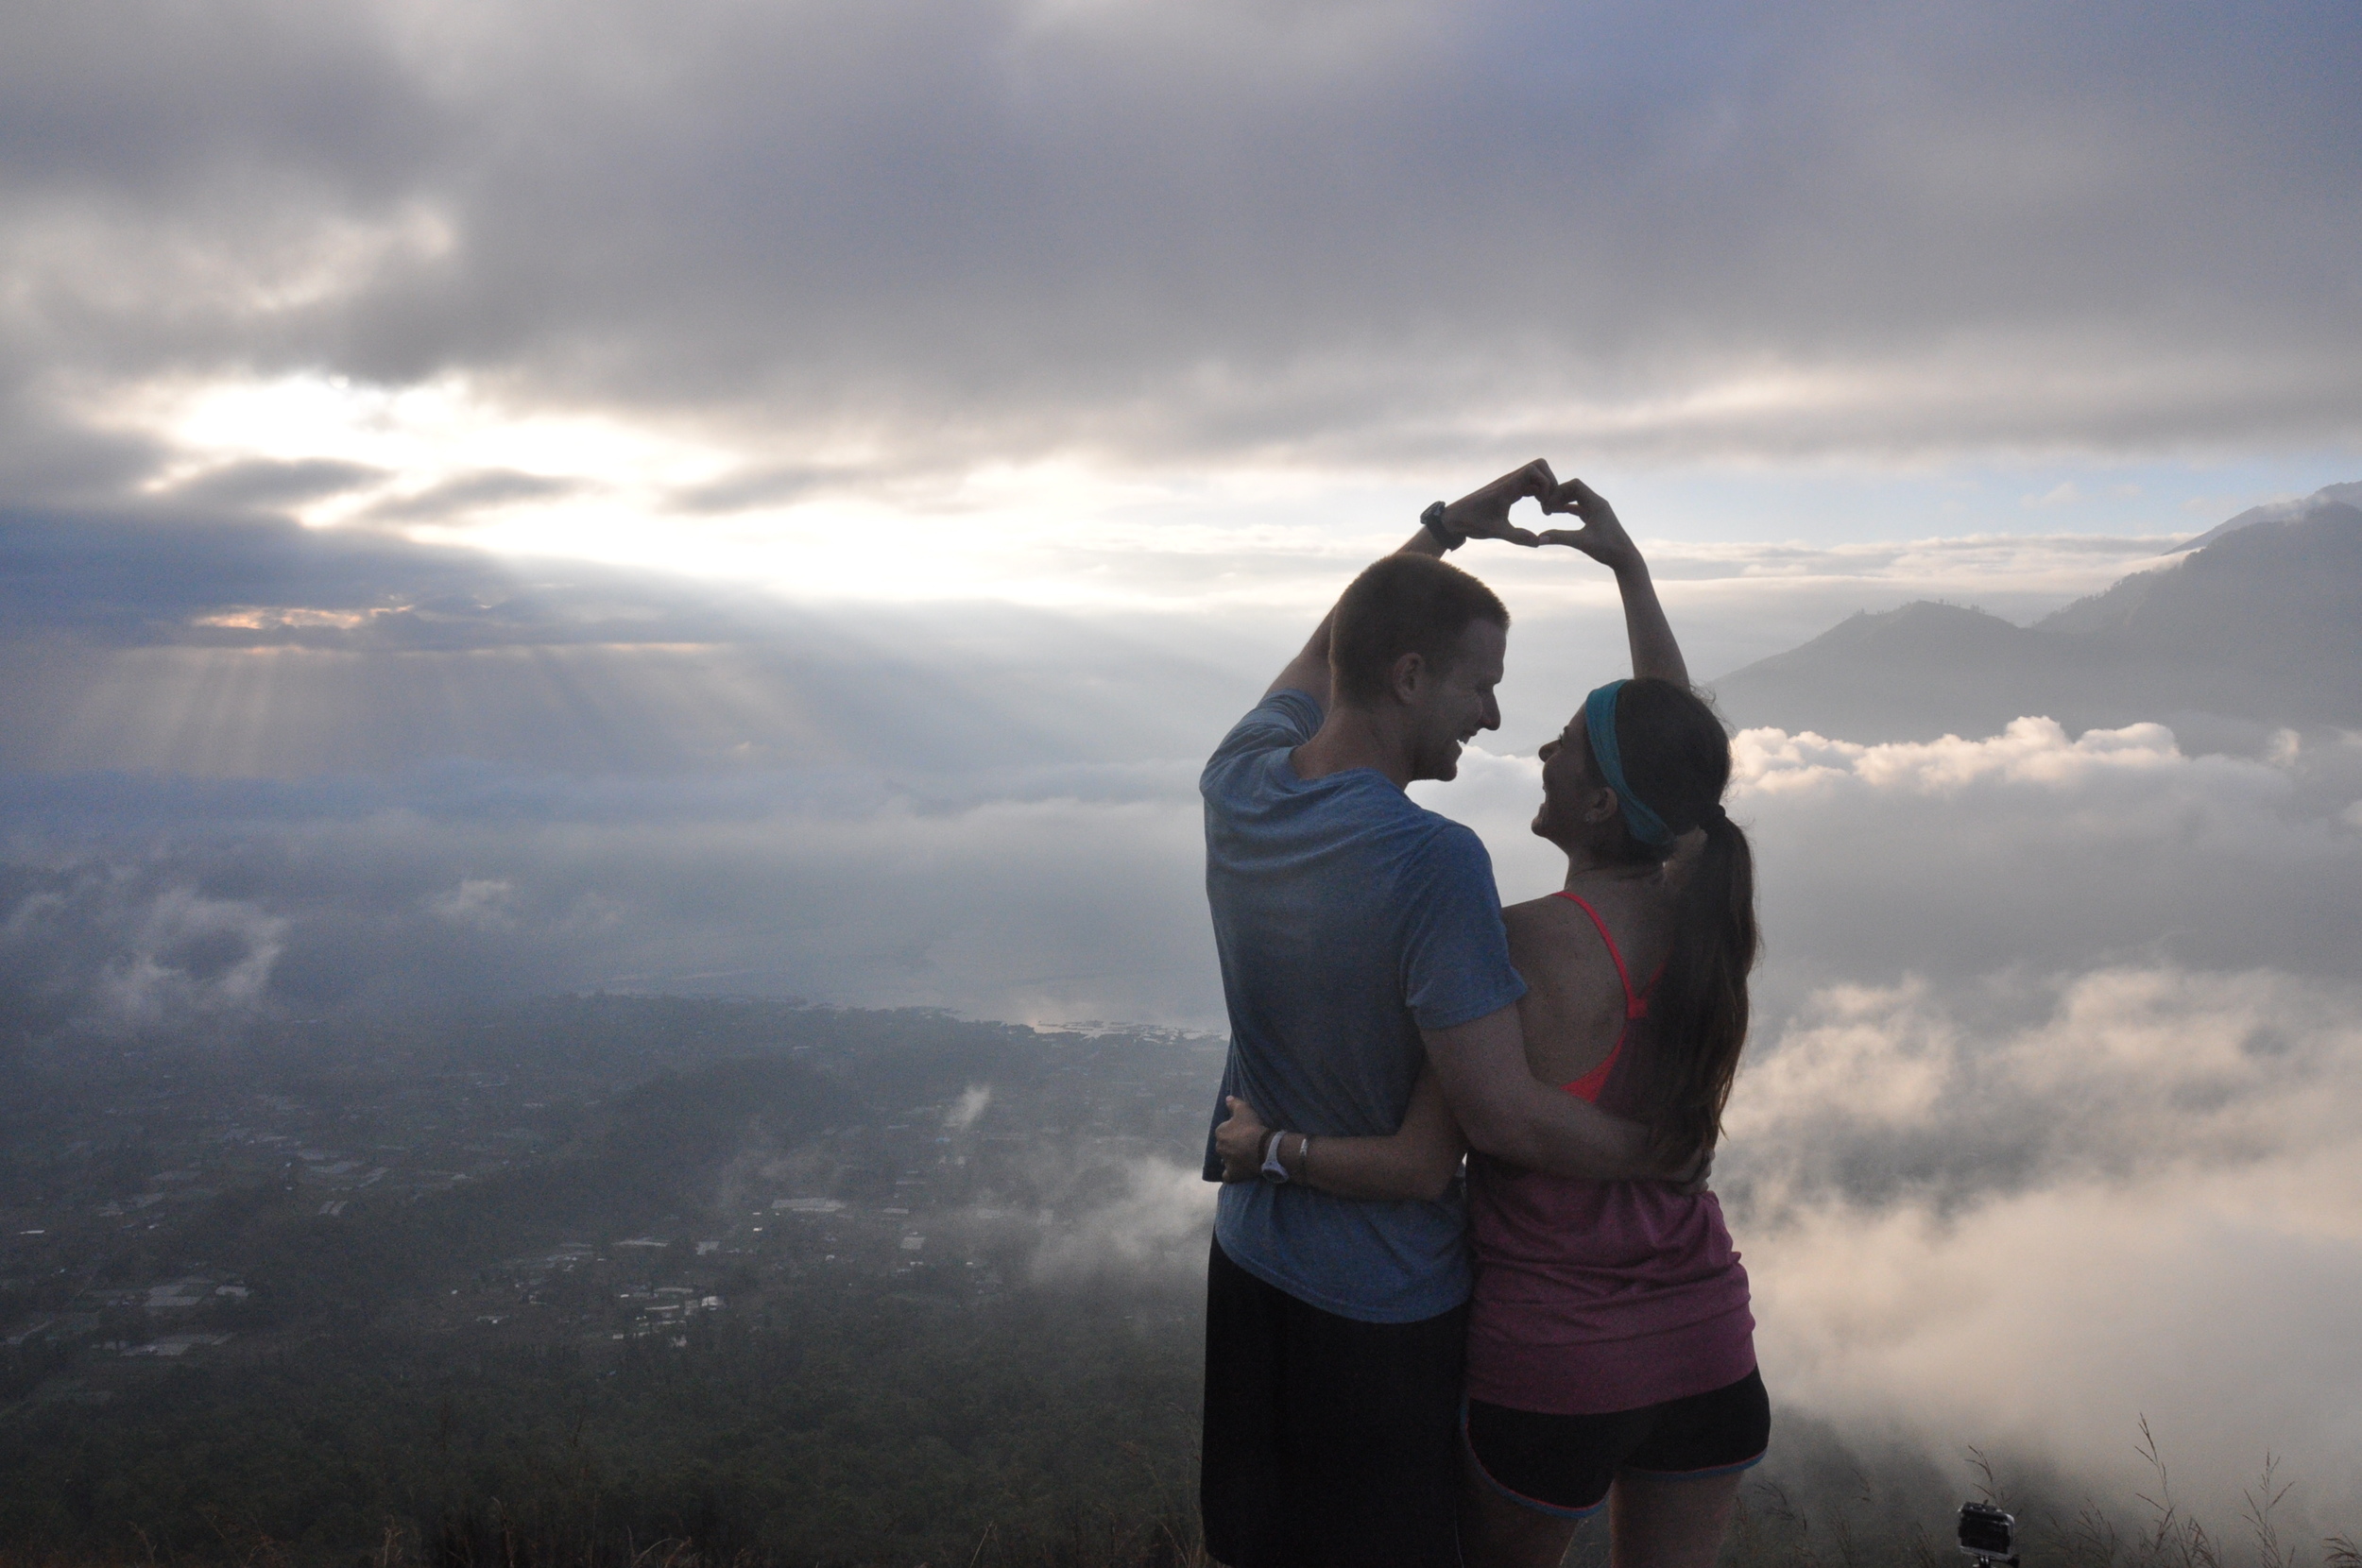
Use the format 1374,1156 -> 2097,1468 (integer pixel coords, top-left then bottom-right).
1421,502 -> 1465,552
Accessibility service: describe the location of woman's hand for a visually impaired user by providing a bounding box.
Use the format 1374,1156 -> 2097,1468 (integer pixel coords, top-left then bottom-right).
1538,477 -> 1642,574
1214,1096 -> 1274,1183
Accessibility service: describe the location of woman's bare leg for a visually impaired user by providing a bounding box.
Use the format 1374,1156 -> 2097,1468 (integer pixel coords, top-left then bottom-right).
1459,1444 -> 1585,1568
1605,1470 -> 1744,1568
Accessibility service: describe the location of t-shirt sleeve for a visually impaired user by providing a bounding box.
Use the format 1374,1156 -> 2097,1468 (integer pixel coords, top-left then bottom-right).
1203,689 -> 1324,782
1399,823 -> 1528,1031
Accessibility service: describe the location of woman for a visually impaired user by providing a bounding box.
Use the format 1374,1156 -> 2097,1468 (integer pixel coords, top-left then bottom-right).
1215,479 -> 1764,1568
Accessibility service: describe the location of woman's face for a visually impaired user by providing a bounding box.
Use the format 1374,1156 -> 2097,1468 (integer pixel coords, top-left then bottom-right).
1532,711 -> 1598,843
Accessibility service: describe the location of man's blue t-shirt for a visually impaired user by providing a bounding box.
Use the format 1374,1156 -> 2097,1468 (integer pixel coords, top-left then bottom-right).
1200,689 -> 1527,1324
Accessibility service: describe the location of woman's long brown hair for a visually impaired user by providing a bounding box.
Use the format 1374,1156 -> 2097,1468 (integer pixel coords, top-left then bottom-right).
1580,678 -> 1760,1167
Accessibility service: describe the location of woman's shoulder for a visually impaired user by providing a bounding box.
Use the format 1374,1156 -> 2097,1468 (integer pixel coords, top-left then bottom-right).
1503,898 -> 1627,1082
1503,896 -> 1621,999
1502,882 -> 1671,932
1506,885 -> 1676,986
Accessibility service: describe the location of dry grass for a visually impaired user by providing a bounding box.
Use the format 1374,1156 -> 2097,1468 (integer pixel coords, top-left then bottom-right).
2,1426 -> 2351,1568
1708,1423 -> 2349,1568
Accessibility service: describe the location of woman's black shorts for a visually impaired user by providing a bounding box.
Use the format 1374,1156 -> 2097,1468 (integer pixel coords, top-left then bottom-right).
1463,1367 -> 1771,1519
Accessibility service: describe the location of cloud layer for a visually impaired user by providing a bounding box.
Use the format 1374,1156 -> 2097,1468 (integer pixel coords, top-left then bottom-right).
0,762 -> 1222,1034
1728,964 -> 2362,1525
13,689 -> 2362,1036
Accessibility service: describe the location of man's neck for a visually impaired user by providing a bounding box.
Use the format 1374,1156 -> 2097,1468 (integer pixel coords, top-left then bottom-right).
1292,703 -> 1417,789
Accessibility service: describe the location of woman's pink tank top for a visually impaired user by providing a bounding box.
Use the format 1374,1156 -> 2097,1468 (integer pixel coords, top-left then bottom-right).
1463,892 -> 1756,1415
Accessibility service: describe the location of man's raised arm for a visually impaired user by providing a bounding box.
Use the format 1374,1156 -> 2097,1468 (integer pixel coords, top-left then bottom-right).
1263,462 -> 1559,704
1422,1003 -> 1672,1181
1260,529 -> 1446,707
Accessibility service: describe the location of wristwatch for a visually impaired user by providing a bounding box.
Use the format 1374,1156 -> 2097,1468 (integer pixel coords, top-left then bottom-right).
1420,501 -> 1465,552
1259,1131 -> 1292,1185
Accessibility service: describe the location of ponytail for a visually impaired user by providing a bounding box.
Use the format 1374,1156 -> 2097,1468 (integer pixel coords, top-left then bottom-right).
1636,803 -> 1757,1165
1582,680 -> 1761,1167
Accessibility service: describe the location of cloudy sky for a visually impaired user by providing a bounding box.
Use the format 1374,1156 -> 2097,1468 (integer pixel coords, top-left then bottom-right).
7,0 -> 2360,600
6,0 -> 2362,1525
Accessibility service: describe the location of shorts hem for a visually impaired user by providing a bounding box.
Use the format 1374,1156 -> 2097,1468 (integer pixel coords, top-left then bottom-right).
1462,1400 -> 1608,1521
1622,1447 -> 1769,1481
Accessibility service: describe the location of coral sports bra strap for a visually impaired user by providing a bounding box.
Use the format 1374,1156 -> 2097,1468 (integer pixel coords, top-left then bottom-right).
1551,892 -> 1647,1019
1550,890 -> 1660,1104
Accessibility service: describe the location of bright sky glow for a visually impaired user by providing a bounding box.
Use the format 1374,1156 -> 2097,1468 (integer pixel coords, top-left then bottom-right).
110,370 -> 2353,626
148,374 -> 728,502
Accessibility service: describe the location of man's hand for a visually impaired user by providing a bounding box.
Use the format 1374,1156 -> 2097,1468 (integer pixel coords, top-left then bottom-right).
1214,1096 -> 1273,1183
1537,476 -> 1642,574
1440,460 -> 1558,547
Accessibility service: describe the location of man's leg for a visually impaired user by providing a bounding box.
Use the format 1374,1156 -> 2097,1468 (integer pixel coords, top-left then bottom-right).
1203,1234 -> 1467,1568
1209,1247 -> 1304,1559
1201,1236 -> 1290,1568
1278,1288 -> 1467,1568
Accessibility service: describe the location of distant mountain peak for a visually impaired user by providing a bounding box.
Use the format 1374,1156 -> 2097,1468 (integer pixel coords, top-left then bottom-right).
2045,496 -> 2362,637
2165,480 -> 2362,555
1749,599 -> 2022,662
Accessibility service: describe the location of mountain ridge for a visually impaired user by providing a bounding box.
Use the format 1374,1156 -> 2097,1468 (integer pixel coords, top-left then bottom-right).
1709,485 -> 2362,746
2168,479 -> 2362,554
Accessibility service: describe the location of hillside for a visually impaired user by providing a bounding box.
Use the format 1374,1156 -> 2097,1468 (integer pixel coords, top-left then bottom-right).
1710,486 -> 2362,745
0,997 -> 1222,1563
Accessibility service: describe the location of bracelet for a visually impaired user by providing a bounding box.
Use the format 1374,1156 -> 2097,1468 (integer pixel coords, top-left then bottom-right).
1298,1133 -> 1311,1182
1420,501 -> 1464,552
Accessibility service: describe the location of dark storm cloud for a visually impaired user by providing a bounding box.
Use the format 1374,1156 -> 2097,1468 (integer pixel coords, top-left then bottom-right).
3,0 -> 2357,491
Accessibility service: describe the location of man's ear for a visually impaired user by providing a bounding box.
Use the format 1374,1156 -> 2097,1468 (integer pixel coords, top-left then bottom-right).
1387,650 -> 1427,706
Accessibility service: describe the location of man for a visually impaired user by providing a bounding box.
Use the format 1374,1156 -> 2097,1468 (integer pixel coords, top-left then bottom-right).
1197,461 -> 1680,1568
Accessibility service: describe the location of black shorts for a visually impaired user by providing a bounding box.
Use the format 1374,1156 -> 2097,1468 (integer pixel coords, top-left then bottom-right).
1463,1367 -> 1771,1519
1201,1236 -> 1467,1568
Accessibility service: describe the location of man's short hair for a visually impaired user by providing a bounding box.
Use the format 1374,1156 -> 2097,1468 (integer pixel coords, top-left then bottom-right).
1330,554 -> 1511,707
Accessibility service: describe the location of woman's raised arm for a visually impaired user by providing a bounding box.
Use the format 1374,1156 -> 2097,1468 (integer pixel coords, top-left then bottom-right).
1539,478 -> 1687,688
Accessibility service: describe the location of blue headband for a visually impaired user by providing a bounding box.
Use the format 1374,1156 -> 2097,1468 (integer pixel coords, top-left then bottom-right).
1583,680 -> 1675,847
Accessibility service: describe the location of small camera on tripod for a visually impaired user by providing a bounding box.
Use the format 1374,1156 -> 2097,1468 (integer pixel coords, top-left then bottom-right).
1958,1502 -> 2018,1567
